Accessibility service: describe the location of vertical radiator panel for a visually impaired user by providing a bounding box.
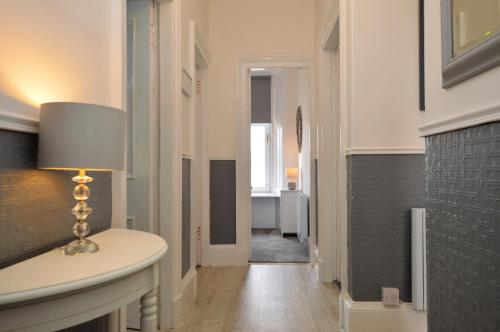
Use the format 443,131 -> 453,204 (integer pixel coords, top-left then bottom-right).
251,197 -> 279,229
412,208 -> 427,311
297,193 -> 309,243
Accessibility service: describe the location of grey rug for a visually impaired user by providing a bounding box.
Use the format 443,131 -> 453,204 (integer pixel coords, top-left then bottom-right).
251,229 -> 309,263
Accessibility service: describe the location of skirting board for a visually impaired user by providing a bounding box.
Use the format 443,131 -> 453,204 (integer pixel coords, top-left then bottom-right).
339,293 -> 427,332
172,268 -> 197,327
205,246 -> 248,266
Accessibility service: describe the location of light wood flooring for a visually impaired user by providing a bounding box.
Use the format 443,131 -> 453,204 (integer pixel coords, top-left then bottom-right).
171,264 -> 341,332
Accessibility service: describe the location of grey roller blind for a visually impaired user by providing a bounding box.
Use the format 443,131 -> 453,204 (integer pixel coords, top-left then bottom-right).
210,160 -> 237,244
251,76 -> 271,123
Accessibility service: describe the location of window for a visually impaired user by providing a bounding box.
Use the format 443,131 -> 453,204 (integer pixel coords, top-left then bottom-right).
251,123 -> 272,192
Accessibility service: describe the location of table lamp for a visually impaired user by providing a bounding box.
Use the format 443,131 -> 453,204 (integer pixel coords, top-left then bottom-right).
38,102 -> 126,255
286,167 -> 299,190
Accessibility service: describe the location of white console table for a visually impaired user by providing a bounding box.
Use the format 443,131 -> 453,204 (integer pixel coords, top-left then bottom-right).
0,229 -> 167,332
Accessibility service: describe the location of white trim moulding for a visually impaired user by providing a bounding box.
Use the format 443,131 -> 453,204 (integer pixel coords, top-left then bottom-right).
340,292 -> 427,332
345,147 -> 425,155
419,103 -> 500,136
0,112 -> 39,133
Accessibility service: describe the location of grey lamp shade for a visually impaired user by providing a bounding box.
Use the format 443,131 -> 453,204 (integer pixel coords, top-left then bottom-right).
37,102 -> 126,171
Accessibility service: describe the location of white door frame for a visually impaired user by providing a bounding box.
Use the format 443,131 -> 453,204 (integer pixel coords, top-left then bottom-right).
317,5 -> 340,283
157,0 -> 177,328
125,0 -> 161,328
189,23 -> 214,268
157,5 -> 212,328
237,56 -> 315,265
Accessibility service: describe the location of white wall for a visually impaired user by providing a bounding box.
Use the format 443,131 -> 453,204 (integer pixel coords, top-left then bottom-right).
208,0 -> 315,158
0,0 -> 123,112
282,70 -> 300,186
315,0 -> 336,38
315,0 -> 424,152
0,0 -> 126,226
181,0 -> 210,156
272,68 -> 310,193
421,0 -> 500,128
350,0 -> 424,150
297,68 -> 311,195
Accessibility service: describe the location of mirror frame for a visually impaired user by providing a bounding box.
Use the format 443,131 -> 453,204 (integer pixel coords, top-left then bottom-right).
441,0 -> 500,88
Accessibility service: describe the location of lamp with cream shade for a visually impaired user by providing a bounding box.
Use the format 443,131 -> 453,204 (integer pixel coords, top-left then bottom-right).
285,167 -> 299,190
38,102 -> 126,255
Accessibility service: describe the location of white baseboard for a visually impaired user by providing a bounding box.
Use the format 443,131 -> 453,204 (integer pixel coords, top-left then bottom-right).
205,245 -> 248,266
172,268 -> 197,327
340,292 -> 427,332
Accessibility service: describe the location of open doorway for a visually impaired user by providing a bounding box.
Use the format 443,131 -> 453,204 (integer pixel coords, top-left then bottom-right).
249,67 -> 311,263
125,0 -> 160,328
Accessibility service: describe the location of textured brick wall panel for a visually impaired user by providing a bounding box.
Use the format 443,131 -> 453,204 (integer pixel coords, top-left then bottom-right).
426,122 -> 500,332
347,154 -> 425,302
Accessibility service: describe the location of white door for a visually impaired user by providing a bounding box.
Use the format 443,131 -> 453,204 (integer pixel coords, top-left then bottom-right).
126,0 -> 153,328
332,47 -> 341,282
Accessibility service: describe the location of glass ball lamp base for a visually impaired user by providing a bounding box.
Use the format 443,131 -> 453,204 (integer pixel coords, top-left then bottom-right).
62,238 -> 100,256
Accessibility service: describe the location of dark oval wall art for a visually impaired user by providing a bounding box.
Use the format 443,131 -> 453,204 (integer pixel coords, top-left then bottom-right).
296,106 -> 303,153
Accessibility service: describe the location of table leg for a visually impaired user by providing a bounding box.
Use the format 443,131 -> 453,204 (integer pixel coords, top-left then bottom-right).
140,288 -> 157,332
107,306 -> 127,332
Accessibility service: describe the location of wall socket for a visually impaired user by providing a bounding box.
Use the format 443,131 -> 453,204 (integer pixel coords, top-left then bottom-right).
382,287 -> 400,306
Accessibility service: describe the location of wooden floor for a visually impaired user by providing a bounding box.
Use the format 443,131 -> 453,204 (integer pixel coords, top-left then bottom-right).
171,264 -> 340,332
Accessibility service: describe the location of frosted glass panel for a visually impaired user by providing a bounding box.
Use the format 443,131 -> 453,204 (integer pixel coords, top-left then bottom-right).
452,0 -> 500,57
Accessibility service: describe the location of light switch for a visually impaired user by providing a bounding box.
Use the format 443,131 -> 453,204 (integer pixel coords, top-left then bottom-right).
382,287 -> 399,306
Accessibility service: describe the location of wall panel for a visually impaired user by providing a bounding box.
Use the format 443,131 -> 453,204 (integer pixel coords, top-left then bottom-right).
347,154 -> 425,302
210,160 -> 236,244
426,122 -> 500,332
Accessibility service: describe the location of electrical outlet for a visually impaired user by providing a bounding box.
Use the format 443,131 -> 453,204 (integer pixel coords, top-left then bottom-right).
382,287 -> 399,306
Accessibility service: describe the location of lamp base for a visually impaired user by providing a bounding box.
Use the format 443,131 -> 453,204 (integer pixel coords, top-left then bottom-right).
62,238 -> 100,255
287,181 -> 297,190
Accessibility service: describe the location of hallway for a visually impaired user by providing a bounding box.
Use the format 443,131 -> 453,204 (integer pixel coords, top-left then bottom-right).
251,230 -> 309,263
172,265 -> 340,332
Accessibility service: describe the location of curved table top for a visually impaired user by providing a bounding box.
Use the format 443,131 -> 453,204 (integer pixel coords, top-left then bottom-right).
0,229 -> 167,306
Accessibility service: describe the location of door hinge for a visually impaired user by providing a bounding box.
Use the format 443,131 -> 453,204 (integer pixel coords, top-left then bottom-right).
196,226 -> 201,240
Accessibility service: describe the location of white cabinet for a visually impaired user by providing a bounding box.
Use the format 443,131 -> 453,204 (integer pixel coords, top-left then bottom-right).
280,191 -> 308,240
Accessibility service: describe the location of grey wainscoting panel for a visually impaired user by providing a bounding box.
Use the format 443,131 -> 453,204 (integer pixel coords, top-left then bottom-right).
182,158 -> 191,278
57,315 -> 108,332
347,154 -> 425,302
426,122 -> 500,332
314,158 -> 319,246
251,76 -> 272,123
0,129 -> 112,332
210,160 -> 236,244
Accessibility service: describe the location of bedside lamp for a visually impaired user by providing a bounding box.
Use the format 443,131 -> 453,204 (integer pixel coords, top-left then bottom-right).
286,167 -> 299,190
38,102 -> 126,255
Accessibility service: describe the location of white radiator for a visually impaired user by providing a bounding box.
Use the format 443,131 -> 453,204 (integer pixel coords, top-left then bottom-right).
411,208 -> 427,311
251,197 -> 279,229
297,193 -> 309,243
